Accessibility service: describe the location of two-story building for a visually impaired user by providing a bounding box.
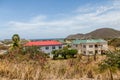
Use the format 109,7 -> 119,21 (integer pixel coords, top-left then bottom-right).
72,39 -> 108,55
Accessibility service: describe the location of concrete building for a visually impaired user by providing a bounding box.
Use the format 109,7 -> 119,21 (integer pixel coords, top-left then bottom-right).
72,39 -> 108,55
25,40 -> 63,55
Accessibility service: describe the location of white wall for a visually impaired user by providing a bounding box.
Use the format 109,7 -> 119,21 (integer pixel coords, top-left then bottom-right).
40,45 -> 63,55
72,42 -> 108,55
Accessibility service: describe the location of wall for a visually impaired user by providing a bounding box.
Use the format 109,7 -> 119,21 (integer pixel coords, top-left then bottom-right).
40,45 -> 63,57
72,42 -> 108,55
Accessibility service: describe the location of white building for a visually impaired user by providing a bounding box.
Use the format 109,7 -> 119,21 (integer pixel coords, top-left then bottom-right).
25,40 -> 63,55
72,39 -> 108,55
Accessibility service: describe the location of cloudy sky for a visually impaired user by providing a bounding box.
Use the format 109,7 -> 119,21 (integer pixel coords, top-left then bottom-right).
0,0 -> 120,40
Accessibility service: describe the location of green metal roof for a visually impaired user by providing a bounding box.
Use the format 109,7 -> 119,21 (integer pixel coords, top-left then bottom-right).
72,39 -> 107,44
58,40 -> 65,43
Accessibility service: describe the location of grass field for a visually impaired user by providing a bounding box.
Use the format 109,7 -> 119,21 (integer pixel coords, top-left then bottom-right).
0,54 -> 120,80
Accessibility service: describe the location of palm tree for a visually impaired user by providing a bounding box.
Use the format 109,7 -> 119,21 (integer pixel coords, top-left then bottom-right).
12,34 -> 20,48
9,34 -> 20,53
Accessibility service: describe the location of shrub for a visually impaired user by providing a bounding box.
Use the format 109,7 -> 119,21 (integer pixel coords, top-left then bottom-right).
68,49 -> 78,58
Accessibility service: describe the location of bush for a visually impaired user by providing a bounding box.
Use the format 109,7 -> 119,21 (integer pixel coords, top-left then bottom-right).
68,49 -> 78,58
51,47 -> 78,59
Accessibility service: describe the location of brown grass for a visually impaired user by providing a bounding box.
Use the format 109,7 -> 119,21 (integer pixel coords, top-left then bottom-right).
0,54 -> 120,80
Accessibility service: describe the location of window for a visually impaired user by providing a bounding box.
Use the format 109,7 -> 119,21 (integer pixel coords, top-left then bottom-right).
95,50 -> 98,53
76,45 -> 78,47
89,51 -> 93,54
59,46 -> 62,49
45,46 -> 49,50
52,46 -> 55,49
89,45 -> 93,48
83,45 -> 86,48
83,51 -> 86,54
95,45 -> 98,48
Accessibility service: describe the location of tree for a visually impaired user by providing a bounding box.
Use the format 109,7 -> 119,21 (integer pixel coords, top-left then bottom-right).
24,46 -> 47,60
68,49 -> 78,58
61,47 -> 69,59
51,50 -> 59,60
12,34 -> 20,49
9,34 -> 21,54
99,51 -> 120,80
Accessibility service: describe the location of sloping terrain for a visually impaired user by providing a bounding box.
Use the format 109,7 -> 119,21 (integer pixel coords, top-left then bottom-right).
67,28 -> 120,39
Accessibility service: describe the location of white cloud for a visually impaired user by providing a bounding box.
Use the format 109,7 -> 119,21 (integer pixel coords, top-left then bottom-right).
30,15 -> 47,23
3,0 -> 120,39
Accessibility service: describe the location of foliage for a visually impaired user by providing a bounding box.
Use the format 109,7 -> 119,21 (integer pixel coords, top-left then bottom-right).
12,34 -> 20,48
51,50 -> 59,60
99,50 -> 120,80
9,34 -> 21,52
108,38 -> 120,47
61,47 -> 68,59
52,47 -> 78,59
20,46 -> 47,63
68,49 -> 78,58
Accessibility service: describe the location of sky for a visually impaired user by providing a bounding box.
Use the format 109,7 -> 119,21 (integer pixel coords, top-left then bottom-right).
0,0 -> 120,40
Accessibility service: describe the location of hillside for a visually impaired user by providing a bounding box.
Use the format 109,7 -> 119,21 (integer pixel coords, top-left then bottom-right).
66,28 -> 120,39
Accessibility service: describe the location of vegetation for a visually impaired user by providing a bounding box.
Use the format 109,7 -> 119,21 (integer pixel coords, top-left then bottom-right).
0,48 -> 120,80
68,49 -> 78,58
0,34 -> 120,80
108,38 -> 120,47
52,47 -> 78,59
12,34 -> 20,48
99,50 -> 120,80
1,34 -> 48,64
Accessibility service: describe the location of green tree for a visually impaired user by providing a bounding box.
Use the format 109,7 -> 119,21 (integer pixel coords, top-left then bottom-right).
9,34 -> 21,54
99,51 -> 120,80
61,47 -> 69,59
12,34 -> 20,49
51,50 -> 59,60
68,49 -> 78,58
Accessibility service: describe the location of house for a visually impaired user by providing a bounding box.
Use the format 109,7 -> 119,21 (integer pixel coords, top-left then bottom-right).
25,40 -> 63,56
72,39 -> 108,55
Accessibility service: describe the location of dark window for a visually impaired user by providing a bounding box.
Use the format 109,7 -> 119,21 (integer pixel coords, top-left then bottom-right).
76,45 -> 78,47
52,46 -> 55,49
89,51 -> 93,54
89,45 -> 93,48
95,50 -> 98,53
45,46 -> 49,50
95,45 -> 98,48
83,45 -> 86,48
83,51 -> 86,54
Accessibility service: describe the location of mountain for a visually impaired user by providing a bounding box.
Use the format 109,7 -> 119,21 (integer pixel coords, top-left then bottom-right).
66,28 -> 120,39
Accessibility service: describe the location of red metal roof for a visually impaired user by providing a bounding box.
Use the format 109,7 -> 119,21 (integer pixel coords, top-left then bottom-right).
25,40 -> 62,46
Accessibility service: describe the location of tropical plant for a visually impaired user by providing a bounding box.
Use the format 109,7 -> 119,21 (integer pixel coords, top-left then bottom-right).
8,34 -> 21,55
12,34 -> 20,48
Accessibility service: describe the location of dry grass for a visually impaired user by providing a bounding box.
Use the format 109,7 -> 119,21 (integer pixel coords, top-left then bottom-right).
0,54 -> 120,80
